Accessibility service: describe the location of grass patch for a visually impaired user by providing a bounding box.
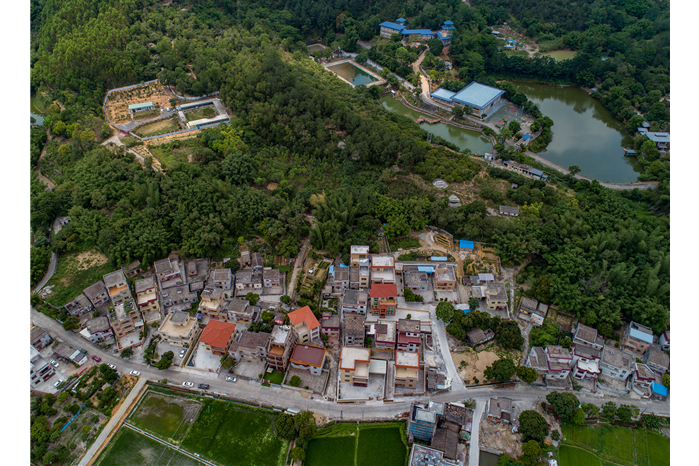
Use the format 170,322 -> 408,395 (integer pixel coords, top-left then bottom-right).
149,143 -> 195,169
95,427 -> 203,466
276,264 -> 291,272
181,399 -> 288,466
134,118 -> 181,138
305,436 -> 356,466
559,445 -> 604,466
265,369 -> 285,385
503,50 -> 530,57
390,236 -> 421,250
185,106 -> 216,121
561,425 -> 669,466
357,427 -> 407,466
46,250 -> 113,306
130,391 -> 202,441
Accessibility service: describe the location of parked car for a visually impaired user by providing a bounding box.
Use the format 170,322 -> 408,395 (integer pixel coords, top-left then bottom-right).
130,370 -> 141,376
92,355 -> 101,362
50,359 -> 59,368
226,376 -> 237,383
179,349 -> 187,357
198,383 -> 210,390
183,382 -> 194,388
53,380 -> 62,389
107,363 -> 117,370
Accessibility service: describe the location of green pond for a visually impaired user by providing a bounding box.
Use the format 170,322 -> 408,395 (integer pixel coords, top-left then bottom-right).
31,100 -> 45,126
512,81 -> 644,183
328,62 -> 378,87
380,95 -> 492,155
479,451 -> 500,466
541,50 -> 577,61
307,44 -> 325,53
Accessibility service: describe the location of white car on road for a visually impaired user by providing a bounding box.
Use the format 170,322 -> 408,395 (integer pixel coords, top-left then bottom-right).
226,376 -> 237,382
130,370 -> 141,376
50,359 -> 59,368
183,382 -> 194,388
108,363 -> 117,370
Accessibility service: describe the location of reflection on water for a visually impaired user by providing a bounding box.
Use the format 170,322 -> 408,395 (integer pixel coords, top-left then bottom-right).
512,81 -> 644,183
380,96 -> 492,155
328,63 -> 378,86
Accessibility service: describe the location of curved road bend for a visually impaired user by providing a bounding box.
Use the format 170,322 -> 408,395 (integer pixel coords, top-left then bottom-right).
33,252 -> 58,293
31,307 -> 670,420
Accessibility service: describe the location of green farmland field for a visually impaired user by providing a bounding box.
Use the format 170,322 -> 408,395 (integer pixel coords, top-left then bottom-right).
305,436 -> 357,466
561,425 -> 669,466
181,398 -> 288,466
95,427 -> 203,466
130,391 -> 202,441
357,427 -> 407,466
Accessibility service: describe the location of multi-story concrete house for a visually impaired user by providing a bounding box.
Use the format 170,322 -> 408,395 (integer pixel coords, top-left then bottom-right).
229,331 -> 270,362
82,316 -> 113,343
240,250 -> 251,268
321,313 -> 340,341
434,264 -> 456,291
198,287 -> 230,321
64,294 -> 93,317
644,344 -> 670,375
157,311 -> 199,347
108,299 -> 142,340
370,283 -> 397,317
373,320 -> 396,350
30,326 -> 53,351
358,262 -> 370,289
267,326 -> 296,372
486,397 -> 513,423
103,270 -> 133,306
408,401 -> 444,441
161,284 -> 197,312
573,323 -> 605,350
83,281 -> 109,308
350,245 -> 370,266
632,363 -> 655,394
199,319 -> 237,356
224,298 -> 254,323
658,330 -> 670,351
571,343 -> 601,382
343,315 -> 366,346
263,268 -> 281,287
185,259 -> 210,293
544,345 -> 573,380
342,289 -> 369,315
395,350 -> 420,389
340,346 -> 371,386
235,270 -> 262,295
404,270 -> 429,292
251,252 -> 264,272
485,281 -> 507,311
349,266 -> 360,290
621,321 -> 654,355
397,319 -> 421,352
518,297 -> 548,326
371,254 -> 395,284
154,258 -> 183,290
599,346 -> 636,381
331,267 -> 350,293
134,276 -> 159,317
211,268 -> 233,289
288,305 -> 321,344
30,346 -> 55,387
290,344 -> 326,376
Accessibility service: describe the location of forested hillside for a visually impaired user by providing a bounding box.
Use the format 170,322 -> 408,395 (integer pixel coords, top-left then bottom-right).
30,0 -> 668,343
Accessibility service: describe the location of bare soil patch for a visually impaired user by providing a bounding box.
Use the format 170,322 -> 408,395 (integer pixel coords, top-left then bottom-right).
452,349 -> 499,383
105,81 -> 178,124
479,417 -> 523,457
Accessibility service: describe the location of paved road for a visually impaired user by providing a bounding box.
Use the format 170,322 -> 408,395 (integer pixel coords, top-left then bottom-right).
33,252 -> 57,292
30,307 -> 671,420
468,400 -> 485,466
287,237 -> 311,298
431,306 -> 465,392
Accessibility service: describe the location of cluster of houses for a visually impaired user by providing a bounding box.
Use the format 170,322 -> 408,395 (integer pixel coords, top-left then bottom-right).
379,18 -> 455,45
525,321 -> 670,399
63,252 -> 285,351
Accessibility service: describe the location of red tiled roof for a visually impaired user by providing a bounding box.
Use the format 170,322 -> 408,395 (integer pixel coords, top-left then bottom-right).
288,306 -> 320,330
199,319 -> 236,349
290,344 -> 326,367
370,283 -> 397,298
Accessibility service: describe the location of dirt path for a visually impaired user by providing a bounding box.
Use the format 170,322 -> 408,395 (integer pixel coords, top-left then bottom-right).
36,128 -> 57,190
288,237 -> 311,299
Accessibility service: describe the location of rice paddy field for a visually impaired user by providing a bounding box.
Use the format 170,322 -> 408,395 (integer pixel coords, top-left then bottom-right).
94,427 -> 204,466
304,422 -> 408,466
560,425 -> 669,466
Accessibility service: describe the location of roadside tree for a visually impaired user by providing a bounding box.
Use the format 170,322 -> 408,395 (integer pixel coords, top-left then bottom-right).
518,410 -> 549,443
436,302 -> 455,323
483,358 -> 515,383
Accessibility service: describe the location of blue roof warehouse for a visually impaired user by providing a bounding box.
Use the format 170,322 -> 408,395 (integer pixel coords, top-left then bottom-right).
430,82 -> 506,117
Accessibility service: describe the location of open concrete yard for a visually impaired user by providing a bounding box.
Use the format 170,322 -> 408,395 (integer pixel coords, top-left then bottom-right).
338,373 -> 386,401
284,368 -> 328,394
188,343 -> 222,373
233,358 -> 266,380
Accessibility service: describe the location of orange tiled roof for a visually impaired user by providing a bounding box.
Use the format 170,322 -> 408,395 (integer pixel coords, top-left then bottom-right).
288,305 -> 320,330
370,283 -> 397,298
199,319 -> 236,349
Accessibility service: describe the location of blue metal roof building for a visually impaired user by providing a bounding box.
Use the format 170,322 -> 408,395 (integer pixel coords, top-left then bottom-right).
430,256 -> 448,261
629,327 -> 654,344
379,21 -> 406,38
431,88 -> 457,104
401,29 -> 435,36
521,134 -> 531,140
651,382 -> 668,397
452,82 -> 506,110
418,266 -> 435,274
397,18 -> 406,23
459,240 -> 474,250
